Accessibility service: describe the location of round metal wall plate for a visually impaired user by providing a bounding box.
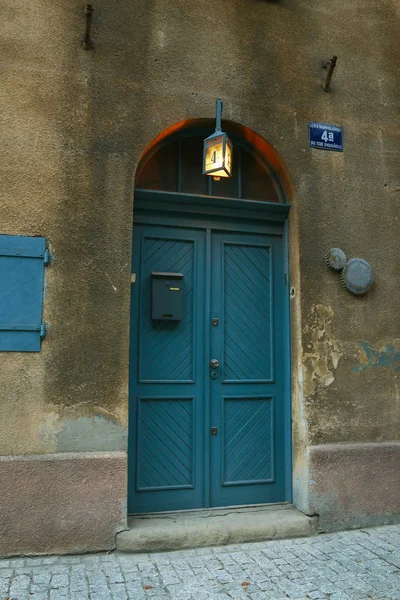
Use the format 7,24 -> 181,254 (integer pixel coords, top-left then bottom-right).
340,258 -> 374,294
325,248 -> 347,270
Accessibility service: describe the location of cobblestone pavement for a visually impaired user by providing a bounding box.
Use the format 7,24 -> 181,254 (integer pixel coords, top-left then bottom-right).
0,525 -> 399,600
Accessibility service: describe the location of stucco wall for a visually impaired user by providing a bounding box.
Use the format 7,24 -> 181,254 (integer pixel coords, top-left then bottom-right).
0,452 -> 127,556
1,0 -> 399,547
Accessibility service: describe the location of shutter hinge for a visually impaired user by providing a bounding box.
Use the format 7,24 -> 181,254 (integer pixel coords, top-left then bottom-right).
40,323 -> 47,339
284,272 -> 288,285
44,249 -> 50,266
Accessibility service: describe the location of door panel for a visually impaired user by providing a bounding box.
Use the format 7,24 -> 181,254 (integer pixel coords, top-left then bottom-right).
129,225 -> 206,513
139,236 -> 195,382
223,243 -> 273,382
222,396 -> 274,485
136,397 -> 195,491
210,231 -> 285,507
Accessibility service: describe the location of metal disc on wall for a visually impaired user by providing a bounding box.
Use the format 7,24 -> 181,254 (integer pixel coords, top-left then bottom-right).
340,258 -> 374,294
325,248 -> 347,271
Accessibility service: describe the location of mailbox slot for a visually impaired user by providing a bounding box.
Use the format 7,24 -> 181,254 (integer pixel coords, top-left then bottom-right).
151,272 -> 184,321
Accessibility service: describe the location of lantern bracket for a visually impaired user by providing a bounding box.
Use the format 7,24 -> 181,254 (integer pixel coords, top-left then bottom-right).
215,99 -> 223,132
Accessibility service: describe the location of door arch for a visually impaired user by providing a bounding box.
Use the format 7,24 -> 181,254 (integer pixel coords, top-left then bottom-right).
129,120 -> 293,513
135,119 -> 294,204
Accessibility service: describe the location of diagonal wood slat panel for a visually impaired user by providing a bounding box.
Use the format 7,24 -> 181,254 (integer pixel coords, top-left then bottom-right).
224,244 -> 272,380
140,237 -> 194,381
224,398 -> 273,483
137,399 -> 193,489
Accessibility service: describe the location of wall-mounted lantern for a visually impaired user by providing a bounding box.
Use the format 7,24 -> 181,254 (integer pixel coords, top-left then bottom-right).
203,99 -> 233,180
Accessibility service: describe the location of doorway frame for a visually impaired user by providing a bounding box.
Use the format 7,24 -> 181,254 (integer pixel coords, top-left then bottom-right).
128,189 -> 292,513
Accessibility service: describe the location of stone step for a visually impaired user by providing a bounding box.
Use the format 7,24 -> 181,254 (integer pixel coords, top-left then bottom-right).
116,504 -> 318,553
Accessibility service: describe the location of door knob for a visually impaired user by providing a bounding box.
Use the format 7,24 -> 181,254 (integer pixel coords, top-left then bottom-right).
210,359 -> 220,369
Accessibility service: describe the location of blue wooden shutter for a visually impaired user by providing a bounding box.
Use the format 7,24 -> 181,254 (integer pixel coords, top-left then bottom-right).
0,235 -> 47,352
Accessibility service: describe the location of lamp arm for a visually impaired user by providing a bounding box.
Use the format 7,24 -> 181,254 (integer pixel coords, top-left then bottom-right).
215,99 -> 223,131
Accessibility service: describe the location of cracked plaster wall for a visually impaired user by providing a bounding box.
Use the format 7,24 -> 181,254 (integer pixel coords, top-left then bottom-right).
302,304 -> 342,398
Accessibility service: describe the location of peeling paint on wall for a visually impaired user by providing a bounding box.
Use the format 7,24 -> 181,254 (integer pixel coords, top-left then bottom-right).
302,305 -> 342,397
353,341 -> 400,372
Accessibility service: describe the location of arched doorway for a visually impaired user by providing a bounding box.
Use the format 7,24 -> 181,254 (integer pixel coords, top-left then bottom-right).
129,121 -> 292,514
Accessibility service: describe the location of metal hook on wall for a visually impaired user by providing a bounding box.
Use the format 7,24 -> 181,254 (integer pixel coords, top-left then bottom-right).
82,4 -> 94,50
322,56 -> 337,92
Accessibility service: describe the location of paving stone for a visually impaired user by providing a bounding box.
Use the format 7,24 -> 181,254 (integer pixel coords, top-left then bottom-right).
26,558 -> 44,566
11,573 -> 31,584
0,560 -> 11,569
125,581 -> 147,598
90,592 -> 112,600
110,582 -> 128,600
41,557 -> 58,565
49,590 -> 70,600
104,567 -> 126,584
121,571 -> 142,583
50,572 -> 69,588
8,559 -> 25,568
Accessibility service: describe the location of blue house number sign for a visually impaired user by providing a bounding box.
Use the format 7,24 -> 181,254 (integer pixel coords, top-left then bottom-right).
309,122 -> 343,152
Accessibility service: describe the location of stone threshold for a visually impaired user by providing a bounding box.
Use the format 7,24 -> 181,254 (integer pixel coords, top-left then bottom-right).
116,503 -> 318,553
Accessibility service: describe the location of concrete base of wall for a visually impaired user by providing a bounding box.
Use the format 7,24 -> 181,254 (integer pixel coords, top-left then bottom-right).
0,452 -> 127,557
309,442 -> 400,532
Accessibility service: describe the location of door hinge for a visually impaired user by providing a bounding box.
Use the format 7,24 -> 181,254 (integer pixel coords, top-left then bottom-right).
284,272 -> 288,285
40,323 -> 47,339
131,273 -> 136,284
44,249 -> 50,266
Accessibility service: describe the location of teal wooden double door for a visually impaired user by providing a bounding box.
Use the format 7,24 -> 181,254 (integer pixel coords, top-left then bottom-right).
128,215 -> 289,513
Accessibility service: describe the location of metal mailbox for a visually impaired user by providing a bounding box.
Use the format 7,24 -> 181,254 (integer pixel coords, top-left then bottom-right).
151,272 -> 184,321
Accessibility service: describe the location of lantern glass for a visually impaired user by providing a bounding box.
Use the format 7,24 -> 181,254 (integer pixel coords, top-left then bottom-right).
203,132 -> 233,178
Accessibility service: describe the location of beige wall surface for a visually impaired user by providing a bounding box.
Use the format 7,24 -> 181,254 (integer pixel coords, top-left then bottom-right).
1,0 -> 399,530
